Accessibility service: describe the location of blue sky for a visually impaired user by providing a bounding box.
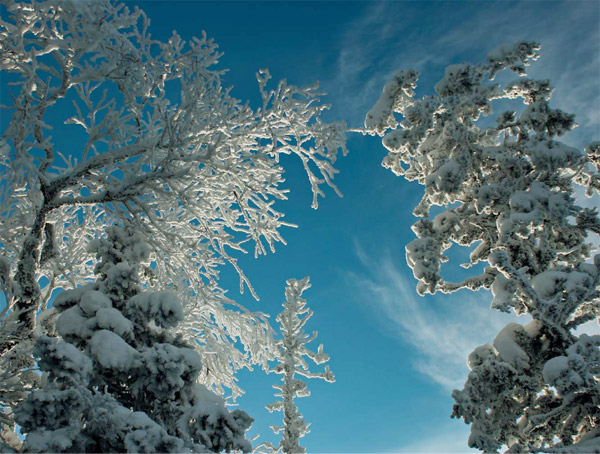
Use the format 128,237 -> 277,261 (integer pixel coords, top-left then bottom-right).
2,0 -> 598,452
123,1 -> 600,452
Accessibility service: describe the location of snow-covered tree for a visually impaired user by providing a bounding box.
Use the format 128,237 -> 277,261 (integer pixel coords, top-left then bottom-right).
0,0 -> 345,437
264,277 -> 334,454
15,224 -> 253,453
365,42 -> 600,451
0,331 -> 36,452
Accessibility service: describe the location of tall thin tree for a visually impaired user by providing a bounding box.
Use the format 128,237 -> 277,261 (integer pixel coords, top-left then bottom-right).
265,277 -> 334,454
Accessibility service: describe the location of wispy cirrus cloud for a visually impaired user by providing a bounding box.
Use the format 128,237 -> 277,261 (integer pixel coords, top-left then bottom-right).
329,0 -> 599,145
392,420 -> 474,453
349,244 -> 522,391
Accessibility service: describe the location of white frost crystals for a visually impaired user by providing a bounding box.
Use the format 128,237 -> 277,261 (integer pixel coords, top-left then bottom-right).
0,0 -> 346,447
365,41 -> 600,452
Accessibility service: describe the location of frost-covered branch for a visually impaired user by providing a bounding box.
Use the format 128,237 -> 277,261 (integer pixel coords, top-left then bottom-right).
0,0 -> 346,440
366,41 -> 599,452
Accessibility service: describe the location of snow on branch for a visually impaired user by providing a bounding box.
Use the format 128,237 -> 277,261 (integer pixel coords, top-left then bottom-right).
366,41 -> 600,452
0,0 -> 346,441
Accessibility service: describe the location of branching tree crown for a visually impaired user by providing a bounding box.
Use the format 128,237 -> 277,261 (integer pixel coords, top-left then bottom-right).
0,0 -> 345,394
365,41 -> 600,452
0,0 -> 345,443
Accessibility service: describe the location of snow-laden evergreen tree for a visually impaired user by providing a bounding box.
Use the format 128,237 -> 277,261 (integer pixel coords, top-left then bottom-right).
263,277 -> 334,454
0,0 -> 345,440
0,332 -> 36,452
15,224 -> 253,453
364,42 -> 600,452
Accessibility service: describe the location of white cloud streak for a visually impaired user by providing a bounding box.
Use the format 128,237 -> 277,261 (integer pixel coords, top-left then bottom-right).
350,245 -> 522,391
330,0 -> 599,145
392,421 -> 474,453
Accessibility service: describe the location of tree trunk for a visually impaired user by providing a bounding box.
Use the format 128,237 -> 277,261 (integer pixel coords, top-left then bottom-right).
0,211 -> 46,356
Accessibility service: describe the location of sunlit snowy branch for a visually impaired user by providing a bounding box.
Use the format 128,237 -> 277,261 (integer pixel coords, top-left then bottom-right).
0,0 -> 346,442
366,41 -> 600,452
